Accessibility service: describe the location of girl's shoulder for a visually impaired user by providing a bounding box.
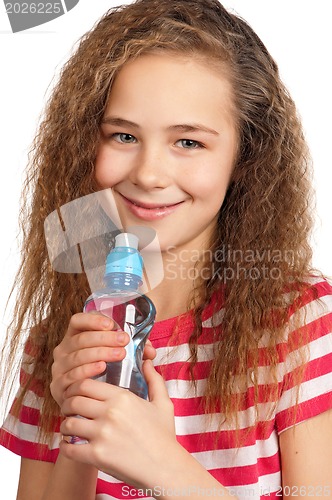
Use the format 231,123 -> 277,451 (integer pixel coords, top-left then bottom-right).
287,273 -> 332,312
274,274 -> 332,433
285,274 -> 332,340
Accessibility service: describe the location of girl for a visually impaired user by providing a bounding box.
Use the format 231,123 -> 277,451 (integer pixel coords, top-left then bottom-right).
1,0 -> 332,498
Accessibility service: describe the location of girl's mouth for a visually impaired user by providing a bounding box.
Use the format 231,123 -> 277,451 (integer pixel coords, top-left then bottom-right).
118,193 -> 184,221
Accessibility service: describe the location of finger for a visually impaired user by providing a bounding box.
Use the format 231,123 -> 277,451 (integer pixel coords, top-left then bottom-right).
64,378 -> 122,401
143,342 -> 157,360
54,361 -> 107,395
67,312 -> 115,337
68,330 -> 129,353
60,343 -> 127,373
61,396 -> 104,419
143,360 -> 170,404
60,415 -> 95,442
59,438 -> 91,463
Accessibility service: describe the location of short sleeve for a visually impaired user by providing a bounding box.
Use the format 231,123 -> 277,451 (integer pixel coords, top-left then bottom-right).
275,276 -> 332,434
0,337 -> 61,462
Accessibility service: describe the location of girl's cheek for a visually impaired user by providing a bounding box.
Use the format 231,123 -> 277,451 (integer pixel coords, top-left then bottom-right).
95,151 -> 119,187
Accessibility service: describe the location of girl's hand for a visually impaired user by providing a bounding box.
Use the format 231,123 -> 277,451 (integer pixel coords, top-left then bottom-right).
50,312 -> 156,409
59,360 -> 179,489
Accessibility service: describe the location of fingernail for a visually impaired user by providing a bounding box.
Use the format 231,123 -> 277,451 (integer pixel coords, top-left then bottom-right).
117,332 -> 126,343
101,318 -> 111,328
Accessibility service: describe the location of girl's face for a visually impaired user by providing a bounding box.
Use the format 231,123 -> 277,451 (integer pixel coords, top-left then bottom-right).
95,53 -> 238,252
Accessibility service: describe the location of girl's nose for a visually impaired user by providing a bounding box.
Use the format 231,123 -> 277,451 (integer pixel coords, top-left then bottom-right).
128,146 -> 171,190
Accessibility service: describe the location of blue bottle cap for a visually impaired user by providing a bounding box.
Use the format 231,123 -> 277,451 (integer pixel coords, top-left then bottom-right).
105,233 -> 143,279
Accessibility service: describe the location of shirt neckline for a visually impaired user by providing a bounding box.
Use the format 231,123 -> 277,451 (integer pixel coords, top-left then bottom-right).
149,286 -> 224,341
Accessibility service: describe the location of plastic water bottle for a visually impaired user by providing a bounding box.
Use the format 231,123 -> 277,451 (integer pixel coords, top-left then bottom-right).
85,232 -> 156,395
70,232 -> 156,444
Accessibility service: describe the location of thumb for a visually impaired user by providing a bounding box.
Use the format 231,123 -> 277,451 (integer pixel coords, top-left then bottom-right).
143,359 -> 169,404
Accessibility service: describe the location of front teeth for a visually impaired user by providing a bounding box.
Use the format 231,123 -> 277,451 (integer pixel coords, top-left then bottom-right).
132,201 -> 168,209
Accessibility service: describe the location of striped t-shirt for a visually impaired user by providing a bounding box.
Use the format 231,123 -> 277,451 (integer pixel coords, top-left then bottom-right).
1,276 -> 332,499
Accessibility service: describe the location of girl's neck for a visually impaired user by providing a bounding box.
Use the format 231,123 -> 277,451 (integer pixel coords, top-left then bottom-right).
144,248 -> 211,322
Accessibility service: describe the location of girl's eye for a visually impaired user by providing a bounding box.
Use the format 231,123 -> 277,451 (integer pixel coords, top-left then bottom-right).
176,139 -> 204,149
112,133 -> 137,144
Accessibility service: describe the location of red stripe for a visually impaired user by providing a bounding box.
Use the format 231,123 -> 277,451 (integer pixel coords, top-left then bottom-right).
10,401 -> 41,426
250,314 -> 332,368
155,360 -> 211,381
13,404 -> 62,431
207,452 -> 280,487
0,427 -> 58,462
282,351 -> 332,392
97,478 -> 147,498
19,369 -> 45,397
169,383 -> 281,417
276,391 -> 332,432
176,420 -> 275,453
151,324 -> 222,348
287,278 -> 332,316
171,395 -> 206,417
150,289 -> 225,344
287,313 -> 332,351
24,338 -> 39,357
256,341 -> 289,365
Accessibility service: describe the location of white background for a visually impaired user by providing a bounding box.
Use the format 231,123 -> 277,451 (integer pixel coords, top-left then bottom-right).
0,0 -> 331,497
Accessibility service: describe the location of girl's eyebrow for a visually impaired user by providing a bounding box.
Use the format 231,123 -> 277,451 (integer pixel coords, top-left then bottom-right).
101,116 -> 220,136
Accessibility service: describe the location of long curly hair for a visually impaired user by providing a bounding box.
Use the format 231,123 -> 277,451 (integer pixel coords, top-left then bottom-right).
1,0 -> 324,446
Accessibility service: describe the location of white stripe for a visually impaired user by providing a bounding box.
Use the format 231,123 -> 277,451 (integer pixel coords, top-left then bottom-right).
306,276 -> 332,286
96,496 -> 125,500
308,331 -> 332,361
258,291 -> 332,348
259,471 -> 282,496
154,343 -> 215,366
164,378 -> 207,398
202,308 -> 224,327
283,332 -> 332,375
15,388 -> 43,410
2,413 -> 61,450
276,370 -> 332,413
174,401 -> 276,434
191,432 -> 279,469
284,293 -> 332,338
224,471 -> 282,499
21,353 -> 34,374
98,471 -> 122,483
260,331 -> 332,385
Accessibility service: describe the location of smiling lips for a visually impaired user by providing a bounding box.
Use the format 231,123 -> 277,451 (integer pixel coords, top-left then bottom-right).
119,193 -> 184,220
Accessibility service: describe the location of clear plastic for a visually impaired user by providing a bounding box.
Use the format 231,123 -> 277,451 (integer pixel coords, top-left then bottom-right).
84,288 -> 156,398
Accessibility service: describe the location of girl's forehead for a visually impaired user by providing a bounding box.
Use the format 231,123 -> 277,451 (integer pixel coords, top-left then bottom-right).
106,53 -> 235,126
